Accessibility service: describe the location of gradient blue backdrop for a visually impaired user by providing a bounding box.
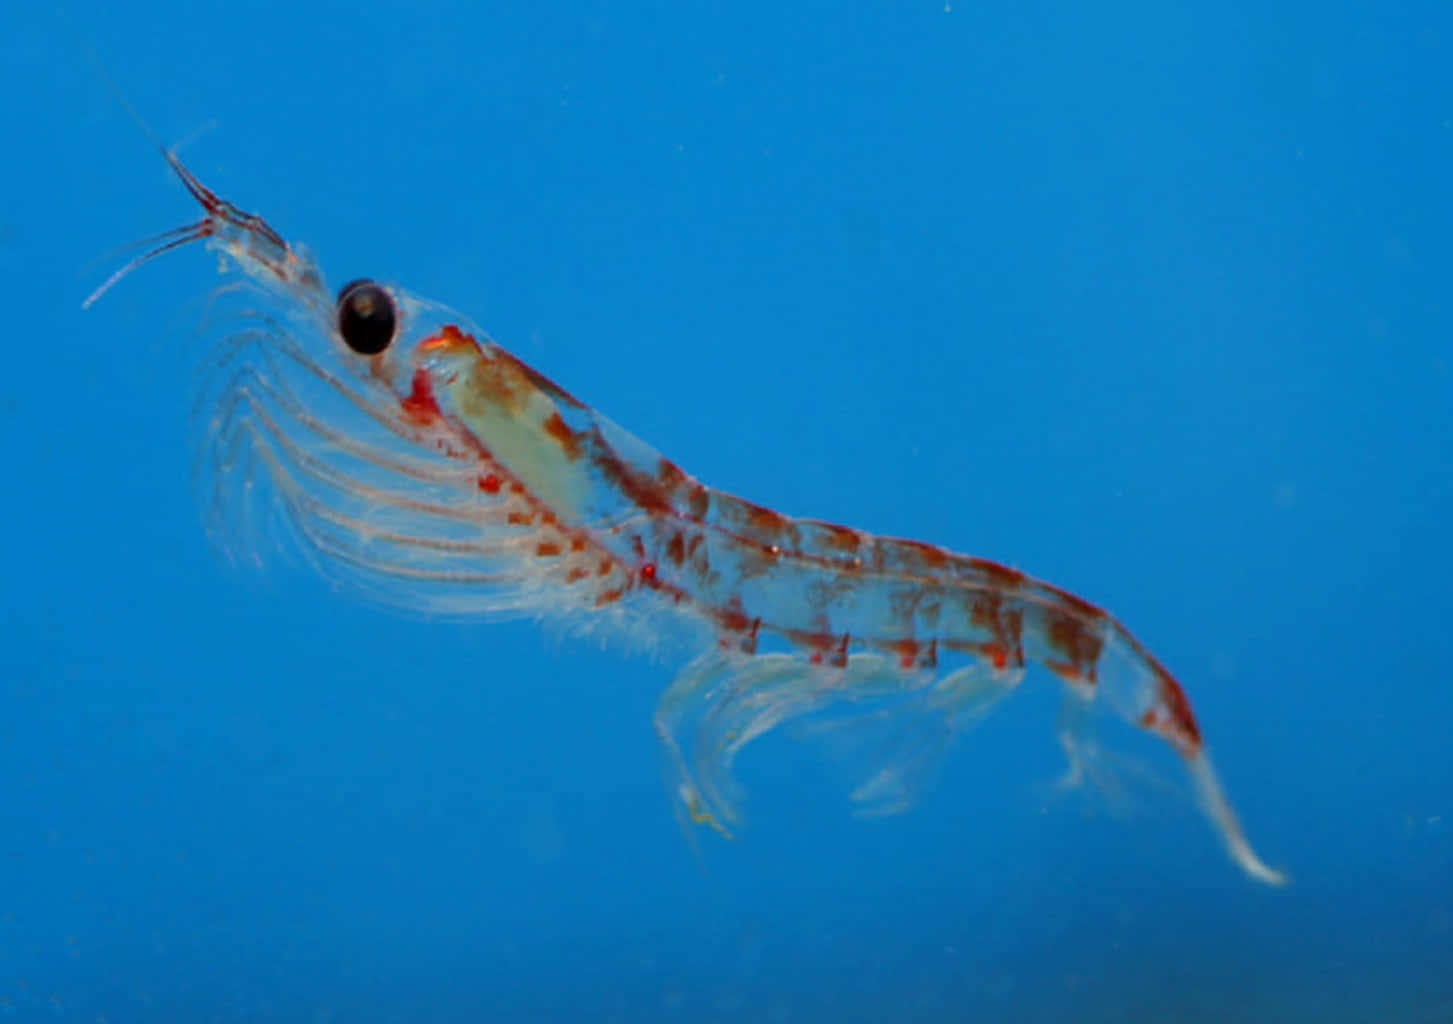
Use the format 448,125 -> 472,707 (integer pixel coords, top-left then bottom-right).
3,2 -> 1450,1020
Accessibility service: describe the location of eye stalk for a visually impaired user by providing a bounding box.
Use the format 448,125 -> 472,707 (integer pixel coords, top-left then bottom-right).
335,279 -> 397,355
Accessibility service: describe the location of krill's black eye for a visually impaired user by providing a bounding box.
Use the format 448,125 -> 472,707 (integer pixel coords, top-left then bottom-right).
335,279 -> 397,355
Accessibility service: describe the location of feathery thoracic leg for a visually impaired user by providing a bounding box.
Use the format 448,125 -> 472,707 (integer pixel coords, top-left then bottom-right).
654,649 -> 1026,838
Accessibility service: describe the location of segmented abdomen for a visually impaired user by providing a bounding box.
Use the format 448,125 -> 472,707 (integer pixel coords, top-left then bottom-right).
405,327 -> 1204,757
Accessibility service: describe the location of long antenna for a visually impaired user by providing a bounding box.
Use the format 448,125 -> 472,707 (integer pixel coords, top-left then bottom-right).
78,41 -> 229,309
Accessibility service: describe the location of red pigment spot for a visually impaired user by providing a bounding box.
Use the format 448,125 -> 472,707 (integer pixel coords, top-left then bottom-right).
536,541 -> 563,557
401,368 -> 441,424
565,567 -> 590,583
478,474 -> 501,494
597,558 -> 613,576
793,627 -> 846,668
970,596 -> 1025,669
543,413 -> 584,461
823,524 -> 861,552
640,563 -> 657,582
666,532 -> 686,566
595,587 -> 625,607
895,638 -> 920,669
570,536 -> 586,552
508,511 -> 535,526
418,324 -> 474,353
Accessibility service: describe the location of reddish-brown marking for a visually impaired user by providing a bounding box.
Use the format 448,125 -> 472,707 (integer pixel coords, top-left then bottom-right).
657,458 -> 689,496
787,625 -> 847,668
969,593 -> 1001,630
595,587 -> 625,607
640,562 -> 657,583
597,558 -> 613,576
493,347 -> 588,409
1155,668 -> 1203,751
507,511 -> 535,526
593,445 -> 673,516
894,637 -> 920,669
1043,583 -> 1103,621
687,533 -> 710,575
1004,608 -> 1025,666
967,557 -> 1027,589
899,539 -> 949,569
536,541 -> 562,557
687,485 -> 710,521
565,567 -> 590,583
745,502 -> 789,536
1045,609 -> 1105,683
478,474 -> 501,494
543,412 -> 584,461
1046,661 -> 1083,684
570,536 -> 587,552
717,597 -> 751,634
666,532 -> 686,566
739,616 -> 762,654
401,368 -> 441,425
970,595 -> 1025,669
822,524 -> 861,552
462,350 -> 527,415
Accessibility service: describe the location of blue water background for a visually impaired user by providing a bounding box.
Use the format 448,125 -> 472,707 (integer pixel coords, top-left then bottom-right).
2,2 -> 1450,1020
